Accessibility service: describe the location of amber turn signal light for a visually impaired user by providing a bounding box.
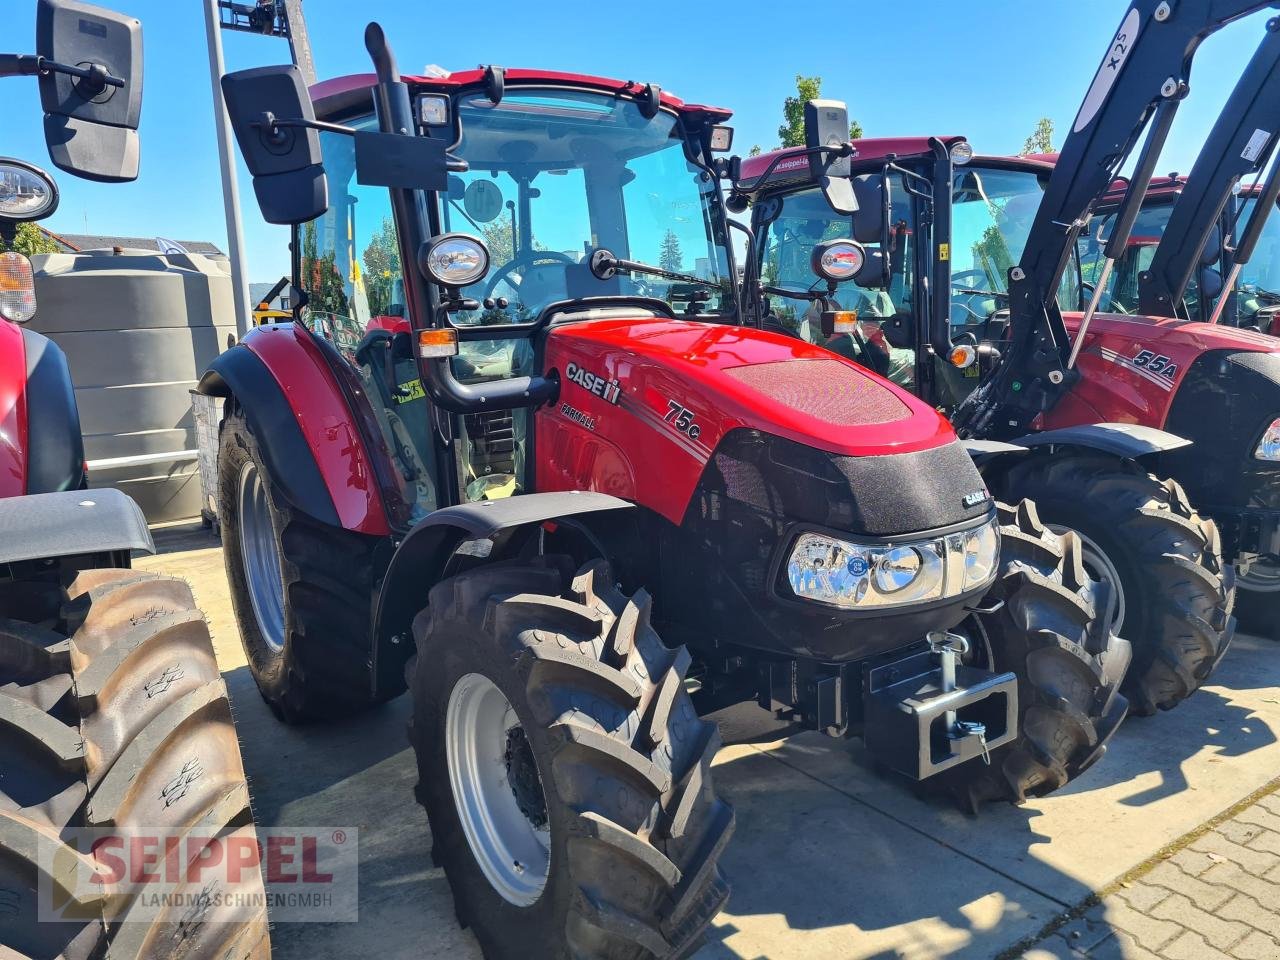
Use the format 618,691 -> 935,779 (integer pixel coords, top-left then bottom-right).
418,328 -> 459,358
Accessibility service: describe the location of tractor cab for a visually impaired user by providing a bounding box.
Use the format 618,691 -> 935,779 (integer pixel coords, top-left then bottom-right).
228,55 -> 738,525
740,143 -> 1079,410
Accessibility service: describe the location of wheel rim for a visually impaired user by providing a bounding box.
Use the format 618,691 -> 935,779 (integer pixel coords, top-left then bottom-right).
236,461 -> 286,653
1239,559 -> 1280,593
446,672 -> 551,906
1048,524 -> 1126,633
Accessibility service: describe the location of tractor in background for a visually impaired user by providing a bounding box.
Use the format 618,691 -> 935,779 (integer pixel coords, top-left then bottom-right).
732,0 -> 1268,717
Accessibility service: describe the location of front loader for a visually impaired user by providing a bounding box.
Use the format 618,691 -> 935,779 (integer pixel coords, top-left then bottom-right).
1071,19 -> 1280,635
733,0 -> 1265,717
204,21 -> 1129,960
0,3 -> 270,958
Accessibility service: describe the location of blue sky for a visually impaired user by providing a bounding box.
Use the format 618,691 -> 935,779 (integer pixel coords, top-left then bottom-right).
2,0 -> 1272,281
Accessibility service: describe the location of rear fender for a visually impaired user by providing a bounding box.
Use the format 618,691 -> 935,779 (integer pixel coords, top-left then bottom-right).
0,488 -> 152,567
197,325 -> 391,535
370,492 -> 633,699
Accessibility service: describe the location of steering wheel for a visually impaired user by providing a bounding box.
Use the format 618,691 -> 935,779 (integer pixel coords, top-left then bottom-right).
483,250 -> 576,299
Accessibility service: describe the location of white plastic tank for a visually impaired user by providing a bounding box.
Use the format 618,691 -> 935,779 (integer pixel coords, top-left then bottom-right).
29,247 -> 235,522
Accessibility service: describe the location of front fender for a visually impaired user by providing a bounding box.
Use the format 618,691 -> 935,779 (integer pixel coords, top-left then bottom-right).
198,324 -> 391,535
370,492 -> 634,698
1014,423 -> 1191,460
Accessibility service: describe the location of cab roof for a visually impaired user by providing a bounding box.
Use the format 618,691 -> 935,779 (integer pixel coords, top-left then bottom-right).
735,138 -> 1055,200
309,70 -> 732,124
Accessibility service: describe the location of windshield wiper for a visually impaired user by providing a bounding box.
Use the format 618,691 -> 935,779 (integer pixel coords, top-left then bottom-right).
589,248 -> 722,292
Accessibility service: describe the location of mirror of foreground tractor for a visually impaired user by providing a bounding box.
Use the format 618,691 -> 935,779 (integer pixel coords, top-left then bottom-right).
1,4 -> 272,960
199,16 -> 1138,960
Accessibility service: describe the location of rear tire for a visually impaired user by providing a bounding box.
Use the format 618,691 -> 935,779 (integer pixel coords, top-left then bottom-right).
408,557 -> 733,960
0,569 -> 270,960
219,403 -> 391,722
930,501 -> 1133,812
1001,455 -> 1234,714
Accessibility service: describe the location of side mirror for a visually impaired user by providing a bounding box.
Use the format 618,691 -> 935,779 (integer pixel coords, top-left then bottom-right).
805,99 -> 857,216
1199,266 -> 1224,300
804,99 -> 851,179
221,65 -> 328,225
37,0 -> 142,183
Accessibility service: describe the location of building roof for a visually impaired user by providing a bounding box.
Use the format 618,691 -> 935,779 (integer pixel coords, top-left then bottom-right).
249,281 -> 292,311
55,234 -> 226,256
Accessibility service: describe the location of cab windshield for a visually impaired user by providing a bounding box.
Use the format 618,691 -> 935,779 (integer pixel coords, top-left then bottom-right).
441,89 -> 735,325
1237,196 -> 1280,322
950,165 -> 1079,328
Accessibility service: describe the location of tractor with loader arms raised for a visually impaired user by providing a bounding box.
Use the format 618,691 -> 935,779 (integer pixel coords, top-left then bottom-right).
0,3 -> 270,958
203,19 -> 1130,960
1065,18 -> 1280,632
731,0 -> 1280,721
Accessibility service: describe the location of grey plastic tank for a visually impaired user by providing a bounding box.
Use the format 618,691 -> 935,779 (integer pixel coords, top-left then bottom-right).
29,247 -> 235,522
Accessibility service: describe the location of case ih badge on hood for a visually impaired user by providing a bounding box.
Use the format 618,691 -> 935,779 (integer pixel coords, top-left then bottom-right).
564,360 -> 621,404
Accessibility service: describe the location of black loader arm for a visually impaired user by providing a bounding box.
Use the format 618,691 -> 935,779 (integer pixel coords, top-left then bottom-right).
953,0 -> 1279,441
1140,18 -> 1280,317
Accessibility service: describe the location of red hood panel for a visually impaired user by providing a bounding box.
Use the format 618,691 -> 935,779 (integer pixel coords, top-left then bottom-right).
536,318 -> 954,524
1043,312 -> 1280,431
0,320 -> 27,498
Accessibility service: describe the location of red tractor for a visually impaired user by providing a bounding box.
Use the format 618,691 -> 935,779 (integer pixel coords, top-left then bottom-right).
732,0 -> 1270,719
0,3 -> 269,958
205,21 -> 1127,958
1069,20 -> 1280,630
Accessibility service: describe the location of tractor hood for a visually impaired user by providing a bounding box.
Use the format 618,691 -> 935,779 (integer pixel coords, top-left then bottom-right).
536,316 -> 961,526
1048,309 -> 1280,440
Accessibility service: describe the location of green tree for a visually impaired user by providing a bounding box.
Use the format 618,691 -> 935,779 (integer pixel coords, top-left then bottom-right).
1023,117 -> 1055,154
361,216 -> 401,317
778,75 -> 863,148
2,223 -> 59,256
659,229 -> 684,273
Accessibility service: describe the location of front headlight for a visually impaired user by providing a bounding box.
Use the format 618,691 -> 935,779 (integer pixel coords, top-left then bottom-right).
786,517 -> 1000,610
1255,417 -> 1280,461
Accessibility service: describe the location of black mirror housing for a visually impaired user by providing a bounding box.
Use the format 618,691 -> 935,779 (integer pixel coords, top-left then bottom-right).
222,65 -> 328,225
804,99 -> 851,180
37,0 -> 142,183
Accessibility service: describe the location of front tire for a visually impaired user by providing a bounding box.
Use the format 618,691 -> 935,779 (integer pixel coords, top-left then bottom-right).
931,501 -> 1133,812
408,558 -> 733,960
219,402 -> 390,722
1001,455 -> 1234,715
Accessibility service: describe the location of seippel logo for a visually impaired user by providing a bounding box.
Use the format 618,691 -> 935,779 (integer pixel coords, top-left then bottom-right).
565,362 -> 621,405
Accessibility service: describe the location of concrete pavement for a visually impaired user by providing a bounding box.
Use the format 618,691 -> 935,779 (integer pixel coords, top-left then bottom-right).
137,523 -> 1280,960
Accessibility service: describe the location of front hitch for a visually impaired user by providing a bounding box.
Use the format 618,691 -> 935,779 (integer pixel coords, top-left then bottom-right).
863,631 -> 1018,780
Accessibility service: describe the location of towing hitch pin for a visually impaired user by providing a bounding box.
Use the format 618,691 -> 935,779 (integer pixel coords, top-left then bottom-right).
928,631 -> 990,763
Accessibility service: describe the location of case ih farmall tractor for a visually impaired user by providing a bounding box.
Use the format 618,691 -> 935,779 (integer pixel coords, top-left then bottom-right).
0,3 -> 269,959
732,0 -> 1266,718
204,20 -> 1128,959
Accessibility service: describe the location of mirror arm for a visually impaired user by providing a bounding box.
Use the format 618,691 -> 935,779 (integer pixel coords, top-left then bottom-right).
253,111 -> 470,171
0,52 -> 123,89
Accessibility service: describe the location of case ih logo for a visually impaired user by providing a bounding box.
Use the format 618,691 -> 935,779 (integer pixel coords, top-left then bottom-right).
38,827 -> 359,924
565,362 -> 622,405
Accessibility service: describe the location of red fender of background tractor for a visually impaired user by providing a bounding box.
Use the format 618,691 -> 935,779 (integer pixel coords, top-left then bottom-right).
1039,312 -> 1280,431
240,323 -> 391,536
0,319 -> 28,498
536,319 -> 955,524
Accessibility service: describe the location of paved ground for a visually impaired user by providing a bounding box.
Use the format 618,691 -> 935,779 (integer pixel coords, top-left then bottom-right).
138,522 -> 1280,960
1025,787 -> 1280,959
